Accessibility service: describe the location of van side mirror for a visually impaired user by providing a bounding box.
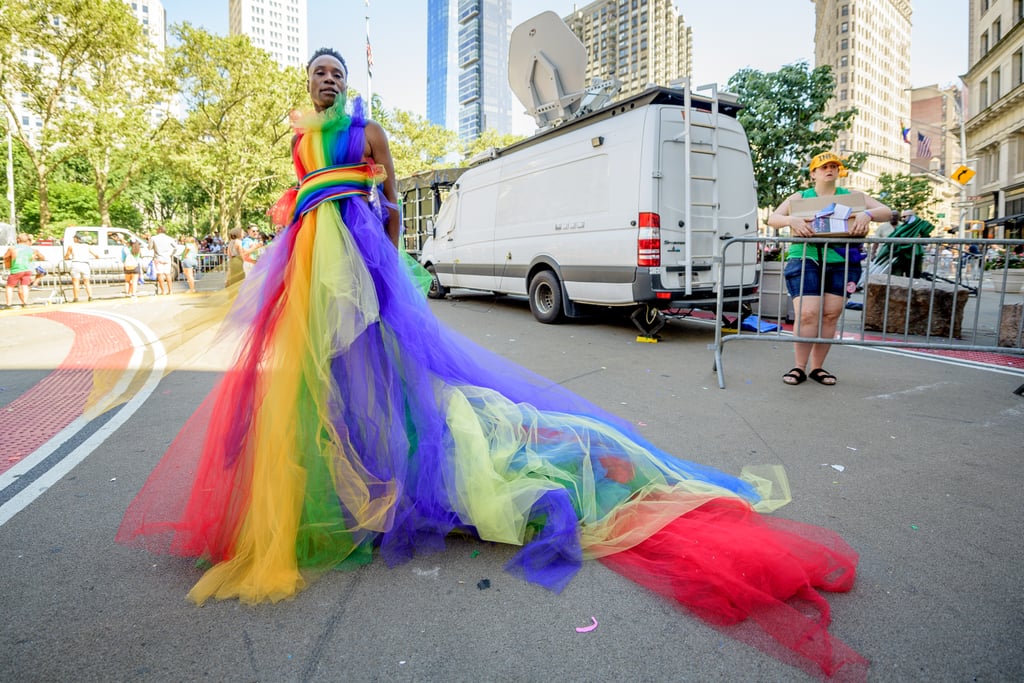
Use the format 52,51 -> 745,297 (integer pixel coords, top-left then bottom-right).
426,218 -> 435,239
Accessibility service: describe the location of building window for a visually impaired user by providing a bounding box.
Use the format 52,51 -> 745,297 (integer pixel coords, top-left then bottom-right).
984,146 -> 1000,185
980,78 -> 989,108
841,5 -> 849,16
991,68 -> 1001,100
840,89 -> 848,100
1014,49 -> 1023,88
840,38 -> 848,50
981,30 -> 989,55
982,0 -> 989,13
840,55 -> 848,67
994,18 -> 1002,42
1016,134 -> 1024,176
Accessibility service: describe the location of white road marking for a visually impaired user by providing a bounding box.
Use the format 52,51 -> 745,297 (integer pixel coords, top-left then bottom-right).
0,310 -> 166,526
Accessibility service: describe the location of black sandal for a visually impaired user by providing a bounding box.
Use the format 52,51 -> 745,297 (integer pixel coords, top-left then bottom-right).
782,368 -> 806,385
809,368 -> 837,385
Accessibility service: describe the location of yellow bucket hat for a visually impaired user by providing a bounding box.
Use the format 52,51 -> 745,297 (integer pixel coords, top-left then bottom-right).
809,151 -> 848,177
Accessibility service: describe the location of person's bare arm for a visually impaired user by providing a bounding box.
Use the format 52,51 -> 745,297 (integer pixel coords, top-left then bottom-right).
3,247 -> 12,269
768,192 -> 814,237
860,197 -> 892,225
365,120 -> 401,248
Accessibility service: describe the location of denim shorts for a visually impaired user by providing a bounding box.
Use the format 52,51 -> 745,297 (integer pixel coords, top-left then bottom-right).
784,258 -> 861,297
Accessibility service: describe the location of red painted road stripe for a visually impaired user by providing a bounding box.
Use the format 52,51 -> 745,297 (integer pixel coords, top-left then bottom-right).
0,311 -> 134,475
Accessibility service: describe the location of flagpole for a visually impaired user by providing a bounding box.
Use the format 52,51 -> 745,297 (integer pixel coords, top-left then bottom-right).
365,1 -> 373,115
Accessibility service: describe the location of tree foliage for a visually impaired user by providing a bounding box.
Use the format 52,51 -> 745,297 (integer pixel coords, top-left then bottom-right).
0,0 -> 150,233
169,24 -> 307,235
383,109 -> 458,178
67,28 -> 176,227
874,172 -> 939,221
727,62 -> 862,213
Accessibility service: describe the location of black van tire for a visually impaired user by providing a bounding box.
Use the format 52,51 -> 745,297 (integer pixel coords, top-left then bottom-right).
426,264 -> 448,299
529,270 -> 563,324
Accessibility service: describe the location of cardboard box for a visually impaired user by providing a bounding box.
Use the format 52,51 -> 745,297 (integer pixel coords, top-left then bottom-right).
812,202 -> 853,233
790,192 -> 866,220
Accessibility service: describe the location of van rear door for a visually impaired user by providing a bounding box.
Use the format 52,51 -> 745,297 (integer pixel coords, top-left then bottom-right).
657,105 -> 757,298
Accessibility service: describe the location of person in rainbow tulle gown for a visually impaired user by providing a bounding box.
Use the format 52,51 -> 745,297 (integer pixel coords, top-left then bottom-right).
117,48 -> 866,679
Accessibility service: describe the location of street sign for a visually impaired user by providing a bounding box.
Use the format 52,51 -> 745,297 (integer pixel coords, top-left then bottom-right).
937,213 -> 946,218
954,201 -> 974,207
951,165 -> 976,184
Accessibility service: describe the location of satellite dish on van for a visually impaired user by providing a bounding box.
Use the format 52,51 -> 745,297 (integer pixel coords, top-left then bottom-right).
508,11 -> 589,129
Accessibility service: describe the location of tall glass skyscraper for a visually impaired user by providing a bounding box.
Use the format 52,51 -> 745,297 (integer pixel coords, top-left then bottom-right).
427,0 -> 512,143
426,0 -> 453,127
457,0 -> 511,142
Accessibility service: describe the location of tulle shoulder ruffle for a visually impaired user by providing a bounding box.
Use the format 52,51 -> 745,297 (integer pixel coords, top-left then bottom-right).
290,93 -> 368,136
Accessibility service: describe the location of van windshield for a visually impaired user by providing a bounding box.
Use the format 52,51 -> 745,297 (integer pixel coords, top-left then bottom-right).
435,193 -> 458,237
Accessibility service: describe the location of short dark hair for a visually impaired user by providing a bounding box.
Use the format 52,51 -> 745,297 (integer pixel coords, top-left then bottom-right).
307,48 -> 347,75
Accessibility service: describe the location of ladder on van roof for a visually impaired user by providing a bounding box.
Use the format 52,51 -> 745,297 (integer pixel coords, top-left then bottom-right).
675,79 -> 722,296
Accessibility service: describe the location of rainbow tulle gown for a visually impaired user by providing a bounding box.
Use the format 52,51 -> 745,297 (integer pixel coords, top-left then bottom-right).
117,99 -> 865,679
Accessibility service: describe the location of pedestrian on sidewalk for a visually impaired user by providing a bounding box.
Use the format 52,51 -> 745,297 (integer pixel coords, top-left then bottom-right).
767,152 -> 891,386
4,233 -> 47,308
240,225 -> 263,276
64,233 -> 100,303
180,235 -> 199,293
121,238 -> 142,298
224,227 -> 248,287
148,226 -> 178,296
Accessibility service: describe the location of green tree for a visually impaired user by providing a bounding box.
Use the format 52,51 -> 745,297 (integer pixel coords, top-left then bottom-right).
66,29 -> 176,226
462,128 -> 524,162
19,180 -> 98,236
169,25 -> 307,236
727,62 -> 862,214
0,0 -> 146,233
127,157 -> 208,234
383,109 -> 458,177
874,172 -> 939,221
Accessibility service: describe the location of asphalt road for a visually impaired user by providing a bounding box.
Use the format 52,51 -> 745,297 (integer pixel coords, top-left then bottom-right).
1,291 -> 1022,682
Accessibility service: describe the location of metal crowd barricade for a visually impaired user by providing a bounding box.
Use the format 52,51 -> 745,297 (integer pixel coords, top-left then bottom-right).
2,252 -> 231,304
712,235 -> 1024,388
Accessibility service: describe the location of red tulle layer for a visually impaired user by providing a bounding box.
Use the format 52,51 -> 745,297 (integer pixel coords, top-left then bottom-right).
600,497 -> 867,680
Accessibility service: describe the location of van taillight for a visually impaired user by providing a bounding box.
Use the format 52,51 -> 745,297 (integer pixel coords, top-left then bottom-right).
637,213 -> 661,267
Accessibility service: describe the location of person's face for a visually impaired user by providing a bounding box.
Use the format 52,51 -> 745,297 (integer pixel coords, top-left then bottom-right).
248,229 -> 259,240
812,162 -> 841,181
307,55 -> 346,112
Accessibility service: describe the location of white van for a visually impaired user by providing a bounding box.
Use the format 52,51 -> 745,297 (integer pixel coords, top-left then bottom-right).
418,85 -> 760,330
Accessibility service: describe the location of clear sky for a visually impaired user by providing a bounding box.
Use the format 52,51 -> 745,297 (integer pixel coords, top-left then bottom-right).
163,0 -> 968,132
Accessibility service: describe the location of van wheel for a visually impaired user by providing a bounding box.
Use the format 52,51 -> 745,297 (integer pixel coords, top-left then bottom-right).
426,264 -> 448,300
529,271 -> 563,324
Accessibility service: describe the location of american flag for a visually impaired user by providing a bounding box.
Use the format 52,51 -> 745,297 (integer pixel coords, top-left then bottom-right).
916,132 -> 932,159
366,37 -> 373,78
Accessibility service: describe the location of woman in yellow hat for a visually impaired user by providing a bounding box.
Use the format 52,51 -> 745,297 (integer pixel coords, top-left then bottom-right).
767,152 -> 891,385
